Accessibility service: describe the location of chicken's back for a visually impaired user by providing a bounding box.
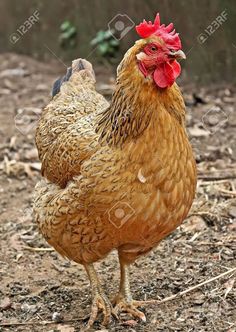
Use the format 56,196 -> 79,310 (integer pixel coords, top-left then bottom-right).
36,59 -> 109,187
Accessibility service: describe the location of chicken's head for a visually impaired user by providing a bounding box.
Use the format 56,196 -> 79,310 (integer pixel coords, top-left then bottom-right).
135,13 -> 186,89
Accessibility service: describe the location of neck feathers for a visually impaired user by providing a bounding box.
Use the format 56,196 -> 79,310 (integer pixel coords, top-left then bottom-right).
96,49 -> 186,147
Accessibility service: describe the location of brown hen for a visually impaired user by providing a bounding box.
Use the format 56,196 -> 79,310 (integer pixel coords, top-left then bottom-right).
34,13 -> 197,329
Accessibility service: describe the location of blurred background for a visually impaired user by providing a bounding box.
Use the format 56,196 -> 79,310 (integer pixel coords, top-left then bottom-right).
1,0 -> 236,83
0,2 -> 236,332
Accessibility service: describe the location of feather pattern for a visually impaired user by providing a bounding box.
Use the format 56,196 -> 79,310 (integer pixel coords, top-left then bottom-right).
34,44 -> 196,266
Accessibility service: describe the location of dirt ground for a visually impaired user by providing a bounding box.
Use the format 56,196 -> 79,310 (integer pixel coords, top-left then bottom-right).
0,53 -> 235,332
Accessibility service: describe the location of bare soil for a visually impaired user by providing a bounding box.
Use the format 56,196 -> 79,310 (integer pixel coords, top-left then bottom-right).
0,53 -> 235,332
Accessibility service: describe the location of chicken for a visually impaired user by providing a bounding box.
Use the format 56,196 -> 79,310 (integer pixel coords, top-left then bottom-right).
33,13 -> 197,329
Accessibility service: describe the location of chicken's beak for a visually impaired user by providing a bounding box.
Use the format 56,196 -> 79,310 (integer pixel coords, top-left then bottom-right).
169,50 -> 186,60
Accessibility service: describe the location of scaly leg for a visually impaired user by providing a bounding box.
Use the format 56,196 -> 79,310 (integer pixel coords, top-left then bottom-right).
112,257 -> 148,322
83,263 -> 112,329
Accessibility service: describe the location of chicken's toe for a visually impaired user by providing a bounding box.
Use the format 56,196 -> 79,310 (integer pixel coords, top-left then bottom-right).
84,292 -> 112,330
112,296 -> 146,322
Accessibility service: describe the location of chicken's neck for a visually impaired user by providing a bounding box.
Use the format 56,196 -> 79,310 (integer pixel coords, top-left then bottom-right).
96,56 -> 186,148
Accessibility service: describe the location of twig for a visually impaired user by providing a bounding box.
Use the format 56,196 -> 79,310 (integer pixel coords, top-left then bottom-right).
0,315 -> 90,327
22,246 -> 54,252
140,267 -> 236,305
198,179 -> 233,186
217,188 -> 236,197
188,211 -> 216,219
156,266 -> 236,305
198,169 -> 236,181
195,240 -> 236,246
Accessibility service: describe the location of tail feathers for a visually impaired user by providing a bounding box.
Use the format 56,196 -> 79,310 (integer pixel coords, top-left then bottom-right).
72,58 -> 93,71
52,67 -> 72,97
72,58 -> 95,80
52,58 -> 95,97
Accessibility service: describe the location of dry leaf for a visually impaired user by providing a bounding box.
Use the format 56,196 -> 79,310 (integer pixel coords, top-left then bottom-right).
3,156 -> 33,177
189,126 -> 209,137
0,68 -> 29,77
25,148 -> 38,160
57,324 -> 75,332
9,136 -> 17,149
9,233 -> 22,251
224,278 -> 235,298
0,297 -> 12,310
121,319 -> 138,327
30,162 -> 41,171
182,215 -> 207,232
228,206 -> 236,218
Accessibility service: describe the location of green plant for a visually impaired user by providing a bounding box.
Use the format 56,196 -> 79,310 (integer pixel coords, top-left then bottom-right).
59,20 -> 77,49
90,29 -> 119,62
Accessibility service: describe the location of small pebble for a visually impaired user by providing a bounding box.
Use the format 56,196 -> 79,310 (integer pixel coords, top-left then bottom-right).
228,206 -> 236,218
52,311 -> 64,323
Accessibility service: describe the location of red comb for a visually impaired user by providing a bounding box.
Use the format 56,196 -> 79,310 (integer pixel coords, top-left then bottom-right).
136,13 -> 181,50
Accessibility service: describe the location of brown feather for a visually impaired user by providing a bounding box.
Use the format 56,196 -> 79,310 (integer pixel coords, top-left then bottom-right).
34,42 -> 196,266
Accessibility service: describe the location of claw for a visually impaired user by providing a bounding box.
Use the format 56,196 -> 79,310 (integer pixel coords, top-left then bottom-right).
112,296 -> 147,323
83,292 -> 112,331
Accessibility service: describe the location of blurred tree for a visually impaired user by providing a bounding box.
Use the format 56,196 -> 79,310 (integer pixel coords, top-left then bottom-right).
59,20 -> 77,49
90,29 -> 119,64
1,0 -> 235,83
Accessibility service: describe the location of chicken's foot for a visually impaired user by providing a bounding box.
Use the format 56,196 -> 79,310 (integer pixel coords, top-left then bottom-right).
112,259 -> 147,322
83,263 -> 112,330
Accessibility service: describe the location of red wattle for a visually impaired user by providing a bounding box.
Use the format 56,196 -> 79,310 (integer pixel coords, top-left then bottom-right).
153,60 -> 181,88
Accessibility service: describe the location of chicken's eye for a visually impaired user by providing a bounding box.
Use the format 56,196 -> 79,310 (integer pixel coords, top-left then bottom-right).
151,46 -> 157,51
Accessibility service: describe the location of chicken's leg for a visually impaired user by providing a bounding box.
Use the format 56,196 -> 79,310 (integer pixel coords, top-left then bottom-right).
112,258 -> 147,322
84,263 -> 112,329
